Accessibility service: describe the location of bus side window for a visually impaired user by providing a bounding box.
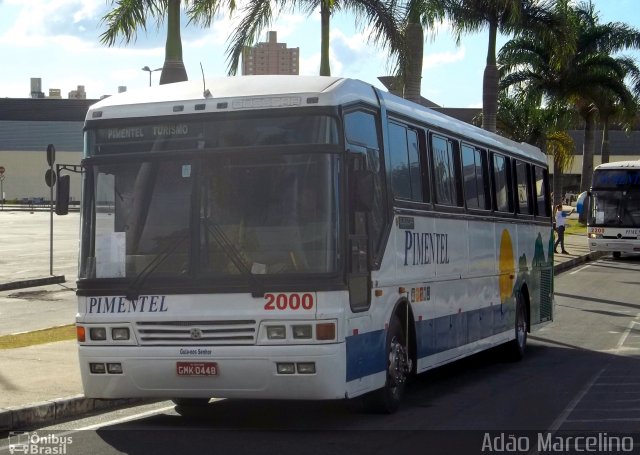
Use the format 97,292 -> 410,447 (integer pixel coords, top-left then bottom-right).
515,160 -> 532,215
431,134 -> 461,207
534,166 -> 550,217
491,152 -> 513,213
388,122 -> 424,202
461,144 -> 488,210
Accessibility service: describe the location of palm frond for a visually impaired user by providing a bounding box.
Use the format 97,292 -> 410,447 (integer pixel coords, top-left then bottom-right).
100,0 -> 165,46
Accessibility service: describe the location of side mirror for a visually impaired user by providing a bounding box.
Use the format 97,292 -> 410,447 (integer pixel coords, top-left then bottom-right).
55,174 -> 70,215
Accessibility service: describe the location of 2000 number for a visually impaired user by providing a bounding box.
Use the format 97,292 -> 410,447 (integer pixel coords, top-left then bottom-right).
264,293 -> 314,311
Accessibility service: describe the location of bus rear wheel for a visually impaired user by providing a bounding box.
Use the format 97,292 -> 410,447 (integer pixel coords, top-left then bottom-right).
505,295 -> 527,361
365,315 -> 411,414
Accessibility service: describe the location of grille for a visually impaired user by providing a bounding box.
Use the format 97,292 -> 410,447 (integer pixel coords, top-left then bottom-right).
540,268 -> 553,322
136,320 -> 257,346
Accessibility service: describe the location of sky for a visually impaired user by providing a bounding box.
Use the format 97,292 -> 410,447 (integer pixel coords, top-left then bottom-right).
0,0 -> 638,108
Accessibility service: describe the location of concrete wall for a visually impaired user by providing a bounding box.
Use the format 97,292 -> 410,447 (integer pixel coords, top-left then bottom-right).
0,150 -> 82,202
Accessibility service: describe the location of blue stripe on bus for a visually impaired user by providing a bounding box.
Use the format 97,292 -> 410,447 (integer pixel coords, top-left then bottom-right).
415,304 -> 515,358
345,329 -> 387,382
345,303 -> 516,382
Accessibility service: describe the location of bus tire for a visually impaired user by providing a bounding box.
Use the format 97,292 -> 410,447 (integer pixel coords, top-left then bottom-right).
365,315 -> 409,414
172,398 -> 211,417
613,251 -> 621,259
506,295 -> 527,361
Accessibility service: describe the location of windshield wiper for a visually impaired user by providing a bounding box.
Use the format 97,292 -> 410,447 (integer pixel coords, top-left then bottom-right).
202,218 -> 265,298
125,233 -> 189,301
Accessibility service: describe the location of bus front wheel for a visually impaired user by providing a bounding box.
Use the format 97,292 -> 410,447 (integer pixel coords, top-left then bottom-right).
365,315 -> 410,414
613,252 -> 622,259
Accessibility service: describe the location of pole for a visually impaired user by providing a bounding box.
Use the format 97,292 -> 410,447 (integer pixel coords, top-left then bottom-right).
0,176 -> 4,211
50,160 -> 53,276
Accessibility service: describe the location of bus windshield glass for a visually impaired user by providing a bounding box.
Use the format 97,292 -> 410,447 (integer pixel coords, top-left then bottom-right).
589,190 -> 640,227
80,116 -> 340,282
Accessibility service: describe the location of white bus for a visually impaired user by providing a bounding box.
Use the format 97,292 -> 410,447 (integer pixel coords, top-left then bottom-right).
71,76 -> 554,413
588,161 -> 640,258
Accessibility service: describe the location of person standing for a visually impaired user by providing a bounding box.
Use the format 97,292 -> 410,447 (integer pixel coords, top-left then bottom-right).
554,204 -> 569,254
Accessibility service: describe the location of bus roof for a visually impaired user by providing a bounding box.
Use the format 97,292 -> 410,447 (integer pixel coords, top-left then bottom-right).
87,75 -> 545,164
594,160 -> 640,170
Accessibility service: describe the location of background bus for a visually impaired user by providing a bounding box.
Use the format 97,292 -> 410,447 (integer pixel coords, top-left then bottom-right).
70,76 -> 553,414
588,161 -> 640,258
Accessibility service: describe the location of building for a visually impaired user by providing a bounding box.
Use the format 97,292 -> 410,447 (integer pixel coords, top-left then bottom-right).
68,85 -> 86,99
0,98 -> 95,202
48,89 -> 62,99
242,31 -> 299,75
30,78 -> 44,99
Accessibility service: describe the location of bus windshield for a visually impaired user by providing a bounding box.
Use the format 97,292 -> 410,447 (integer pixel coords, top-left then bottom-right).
80,151 -> 339,281
589,190 -> 640,227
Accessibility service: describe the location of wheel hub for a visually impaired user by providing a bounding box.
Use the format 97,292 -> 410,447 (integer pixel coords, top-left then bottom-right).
388,337 -> 411,387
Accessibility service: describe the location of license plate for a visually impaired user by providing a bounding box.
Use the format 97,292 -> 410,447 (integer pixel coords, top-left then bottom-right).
176,362 -> 218,376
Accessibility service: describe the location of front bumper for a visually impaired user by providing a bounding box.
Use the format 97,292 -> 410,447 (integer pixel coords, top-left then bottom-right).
78,343 -> 346,400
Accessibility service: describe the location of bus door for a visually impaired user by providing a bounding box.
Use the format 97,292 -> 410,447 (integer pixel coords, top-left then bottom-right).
345,146 -> 375,392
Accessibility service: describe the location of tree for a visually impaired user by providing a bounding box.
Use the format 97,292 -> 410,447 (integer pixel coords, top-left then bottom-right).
444,0 -> 560,133
499,0 -> 640,195
391,1 -> 447,104
221,0 -> 405,77
495,92 -> 576,205
592,57 -> 640,164
101,0 -> 235,85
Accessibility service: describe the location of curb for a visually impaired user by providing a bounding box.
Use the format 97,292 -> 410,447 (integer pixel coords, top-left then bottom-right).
554,251 -> 607,275
0,276 -> 65,292
0,396 -> 155,431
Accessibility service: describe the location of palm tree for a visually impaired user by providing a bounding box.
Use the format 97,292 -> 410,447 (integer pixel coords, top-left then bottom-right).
592,57 -> 640,164
221,0 -> 405,77
443,0 -> 560,133
397,1 -> 446,103
499,0 -> 640,194
101,0 -> 235,85
593,91 -> 638,165
495,92 -> 576,205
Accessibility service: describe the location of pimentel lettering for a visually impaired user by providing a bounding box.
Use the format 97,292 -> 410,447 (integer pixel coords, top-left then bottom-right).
88,295 -> 168,314
404,231 -> 449,266
107,127 -> 144,140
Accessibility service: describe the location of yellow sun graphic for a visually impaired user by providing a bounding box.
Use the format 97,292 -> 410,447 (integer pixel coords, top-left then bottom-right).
498,229 -> 515,304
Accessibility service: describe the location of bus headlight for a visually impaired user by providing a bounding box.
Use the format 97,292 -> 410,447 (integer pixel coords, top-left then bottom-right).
267,325 -> 286,339
111,328 -> 130,341
588,233 -> 603,239
89,327 -> 107,341
292,325 -> 312,339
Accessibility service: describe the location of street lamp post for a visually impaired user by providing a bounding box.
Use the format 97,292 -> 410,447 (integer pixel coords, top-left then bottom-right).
141,66 -> 163,86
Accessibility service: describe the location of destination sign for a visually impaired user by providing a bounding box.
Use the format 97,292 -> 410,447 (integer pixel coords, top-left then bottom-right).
93,122 -> 204,155
97,123 -> 200,142
592,170 -> 640,188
